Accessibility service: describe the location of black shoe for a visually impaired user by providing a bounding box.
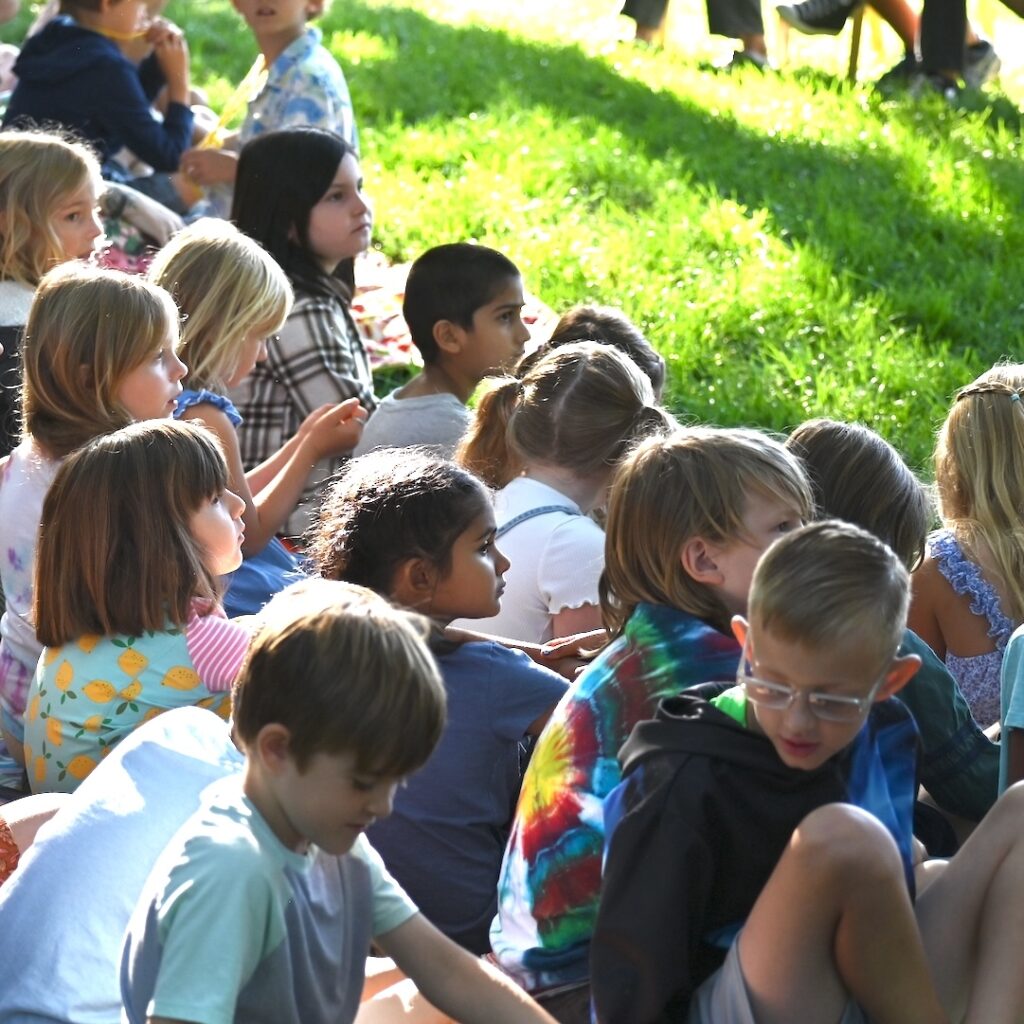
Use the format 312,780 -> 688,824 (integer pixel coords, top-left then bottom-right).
777,0 -> 859,35
911,71 -> 962,103
875,52 -> 921,90
962,40 -> 1000,89
713,48 -> 771,71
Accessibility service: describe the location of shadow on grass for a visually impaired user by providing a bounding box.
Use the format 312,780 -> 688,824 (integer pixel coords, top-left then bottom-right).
327,1 -> 1023,351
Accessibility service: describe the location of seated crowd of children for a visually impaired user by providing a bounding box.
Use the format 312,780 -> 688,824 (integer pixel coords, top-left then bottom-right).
2,4 -> 1024,1024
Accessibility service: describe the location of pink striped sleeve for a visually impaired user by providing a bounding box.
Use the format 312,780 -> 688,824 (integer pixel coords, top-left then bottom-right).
184,605 -> 252,693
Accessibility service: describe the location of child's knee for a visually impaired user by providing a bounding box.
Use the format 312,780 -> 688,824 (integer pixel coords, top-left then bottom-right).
791,804 -> 903,884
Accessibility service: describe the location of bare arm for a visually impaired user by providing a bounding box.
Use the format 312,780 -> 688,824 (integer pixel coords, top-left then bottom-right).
908,557 -> 948,660
179,401 -> 365,554
551,603 -> 604,641
376,914 -> 557,1024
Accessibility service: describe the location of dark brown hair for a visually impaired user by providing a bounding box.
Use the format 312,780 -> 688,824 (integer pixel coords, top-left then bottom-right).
786,418 -> 932,571
308,449 -> 490,594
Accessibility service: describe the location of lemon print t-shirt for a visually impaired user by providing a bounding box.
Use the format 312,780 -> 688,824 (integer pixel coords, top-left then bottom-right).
22,600 -> 251,794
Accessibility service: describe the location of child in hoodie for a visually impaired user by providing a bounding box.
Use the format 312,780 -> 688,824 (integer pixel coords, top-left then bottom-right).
592,521 -> 1024,1024
3,0 -> 193,212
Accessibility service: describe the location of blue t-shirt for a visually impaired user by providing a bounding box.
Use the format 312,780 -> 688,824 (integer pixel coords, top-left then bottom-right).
367,641 -> 567,953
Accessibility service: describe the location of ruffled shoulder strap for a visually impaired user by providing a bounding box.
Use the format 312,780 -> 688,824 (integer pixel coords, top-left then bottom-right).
174,388 -> 242,428
930,529 -> 1014,647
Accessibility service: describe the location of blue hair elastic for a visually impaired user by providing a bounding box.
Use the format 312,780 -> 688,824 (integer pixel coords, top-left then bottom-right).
1013,393 -> 1021,403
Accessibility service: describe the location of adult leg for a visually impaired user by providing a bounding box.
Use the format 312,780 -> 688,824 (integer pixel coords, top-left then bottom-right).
708,0 -> 768,57
870,0 -> 918,52
916,781 -> 1024,1023
738,804 -> 946,1024
919,0 -> 966,76
622,0 -> 668,41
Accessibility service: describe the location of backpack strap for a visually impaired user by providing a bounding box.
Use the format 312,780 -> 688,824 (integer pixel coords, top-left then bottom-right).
496,504 -> 581,539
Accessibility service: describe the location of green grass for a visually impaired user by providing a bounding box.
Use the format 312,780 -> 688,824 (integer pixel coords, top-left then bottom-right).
6,0 -> 1024,471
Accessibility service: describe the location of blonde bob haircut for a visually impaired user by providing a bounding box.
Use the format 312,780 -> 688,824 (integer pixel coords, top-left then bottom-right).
457,340 -> 676,489
148,219 -> 292,392
0,130 -> 101,287
600,427 -> 813,637
33,420 -> 228,647
232,578 -> 446,776
935,363 -> 1024,623
750,519 -> 910,674
21,262 -> 179,458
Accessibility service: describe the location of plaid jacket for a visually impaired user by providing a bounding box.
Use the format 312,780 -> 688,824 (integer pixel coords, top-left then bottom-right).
230,281 -> 377,538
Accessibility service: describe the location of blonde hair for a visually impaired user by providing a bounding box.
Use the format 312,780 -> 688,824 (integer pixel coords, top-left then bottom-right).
600,427 -> 813,636
34,420 -> 228,645
0,130 -> 101,287
21,263 -> 179,458
148,219 -> 292,392
457,341 -> 675,488
935,363 -> 1024,623
751,520 -> 910,673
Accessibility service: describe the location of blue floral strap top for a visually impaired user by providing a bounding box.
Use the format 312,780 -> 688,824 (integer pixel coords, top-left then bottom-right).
931,529 -> 1012,728
174,388 -> 242,428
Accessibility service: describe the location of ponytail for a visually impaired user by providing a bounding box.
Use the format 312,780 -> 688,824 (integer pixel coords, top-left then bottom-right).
456,377 -> 524,488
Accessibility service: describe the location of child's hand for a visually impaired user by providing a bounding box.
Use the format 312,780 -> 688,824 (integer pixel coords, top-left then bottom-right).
179,147 -> 238,187
304,399 -> 369,459
151,21 -> 190,102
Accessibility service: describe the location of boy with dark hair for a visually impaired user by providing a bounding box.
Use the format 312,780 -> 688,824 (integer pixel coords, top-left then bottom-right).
353,242 -> 529,458
4,0 -> 193,211
592,520 -> 1024,1024
121,578 -> 558,1024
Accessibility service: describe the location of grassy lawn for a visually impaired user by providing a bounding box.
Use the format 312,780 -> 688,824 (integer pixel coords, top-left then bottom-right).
6,1 -> 1023,471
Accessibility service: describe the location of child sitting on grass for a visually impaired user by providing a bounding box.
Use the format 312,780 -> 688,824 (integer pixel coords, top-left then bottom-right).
354,242 -> 531,458
4,0 -> 194,213
178,0 -> 357,217
909,365 -> 1024,729
308,448 -> 567,954
593,520 -> 1024,1024
787,417 -> 998,826
490,428 -> 811,1022
120,577 -> 558,1024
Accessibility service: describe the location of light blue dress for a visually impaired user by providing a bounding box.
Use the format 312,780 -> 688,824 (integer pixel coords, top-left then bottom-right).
931,528 -> 1012,728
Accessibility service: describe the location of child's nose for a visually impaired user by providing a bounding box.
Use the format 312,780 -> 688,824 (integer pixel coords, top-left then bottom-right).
169,350 -> 188,381
516,318 -> 530,345
783,693 -> 816,733
494,545 -> 511,576
225,489 -> 245,518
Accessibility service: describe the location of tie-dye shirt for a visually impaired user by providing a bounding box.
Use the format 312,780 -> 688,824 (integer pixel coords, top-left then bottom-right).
490,602 -> 741,992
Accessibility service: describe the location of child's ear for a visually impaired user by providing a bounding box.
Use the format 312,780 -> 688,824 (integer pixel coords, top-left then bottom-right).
305,0 -> 325,17
730,615 -> 749,648
680,537 -> 725,586
255,723 -> 294,774
432,319 -> 467,358
390,556 -> 439,610
875,654 -> 921,701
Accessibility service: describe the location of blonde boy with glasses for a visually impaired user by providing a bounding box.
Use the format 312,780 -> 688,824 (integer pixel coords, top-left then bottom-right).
592,519 -> 1024,1024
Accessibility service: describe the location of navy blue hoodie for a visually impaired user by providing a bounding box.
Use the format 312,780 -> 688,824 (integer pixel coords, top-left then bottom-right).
3,15 -> 193,176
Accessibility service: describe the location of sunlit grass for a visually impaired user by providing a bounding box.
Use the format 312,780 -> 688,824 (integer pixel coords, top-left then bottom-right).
5,0 -> 1022,469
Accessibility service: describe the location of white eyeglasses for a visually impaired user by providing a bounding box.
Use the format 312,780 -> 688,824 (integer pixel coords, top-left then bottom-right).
737,644 -> 882,724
